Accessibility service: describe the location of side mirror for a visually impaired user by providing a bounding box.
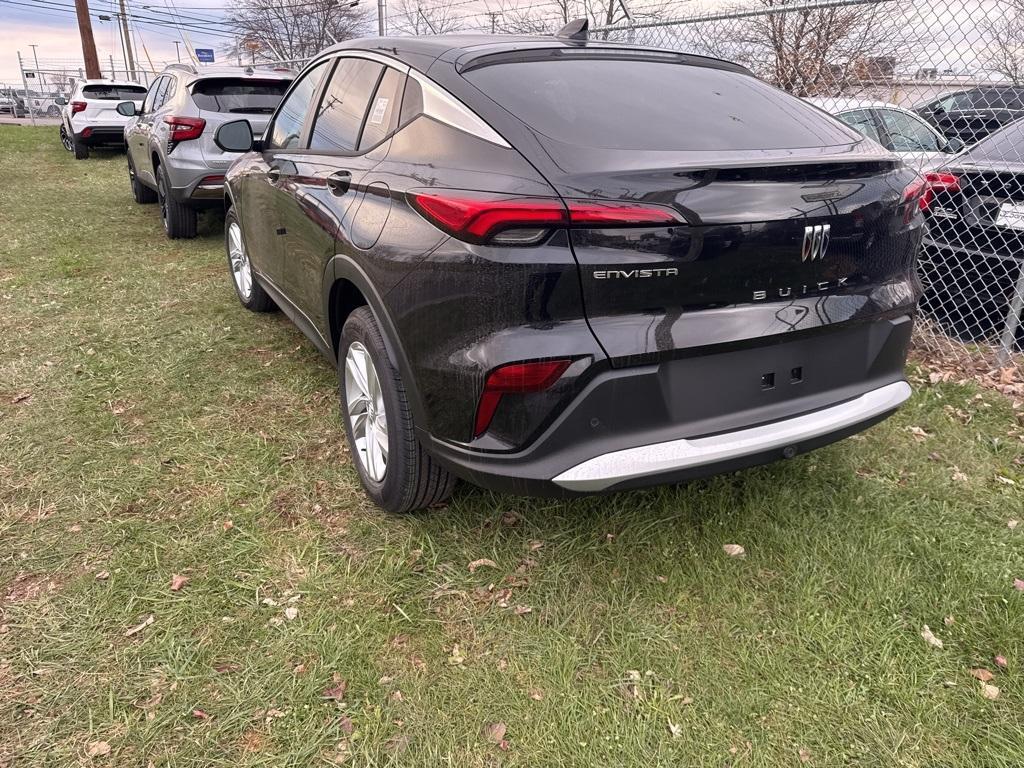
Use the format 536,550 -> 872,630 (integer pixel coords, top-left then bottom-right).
944,136 -> 965,154
215,119 -> 255,152
55,97 -> 67,106
116,101 -> 137,117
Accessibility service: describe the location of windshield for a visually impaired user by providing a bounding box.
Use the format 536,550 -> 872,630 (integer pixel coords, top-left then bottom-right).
190,78 -> 291,114
464,56 -> 857,151
83,85 -> 147,100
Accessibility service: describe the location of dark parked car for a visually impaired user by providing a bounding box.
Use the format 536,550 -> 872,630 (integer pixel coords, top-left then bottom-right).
216,31 -> 926,513
915,86 -> 1024,147
918,119 -> 1024,352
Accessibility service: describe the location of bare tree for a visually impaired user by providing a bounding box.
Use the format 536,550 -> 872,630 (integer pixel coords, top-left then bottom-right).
390,0 -> 463,35
983,10 -> 1024,86
713,0 -> 920,97
491,0 -> 676,36
228,0 -> 370,62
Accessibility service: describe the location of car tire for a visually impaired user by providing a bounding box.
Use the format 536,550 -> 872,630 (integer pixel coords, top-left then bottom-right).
129,158 -> 157,204
156,164 -> 197,239
59,124 -> 73,152
339,306 -> 456,514
225,208 -> 274,312
72,136 -> 89,160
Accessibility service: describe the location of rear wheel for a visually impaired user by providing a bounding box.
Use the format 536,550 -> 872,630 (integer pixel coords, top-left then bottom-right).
129,157 -> 157,204
225,209 -> 274,312
59,124 -> 73,152
339,307 -> 456,513
156,164 -> 197,239
71,132 -> 89,160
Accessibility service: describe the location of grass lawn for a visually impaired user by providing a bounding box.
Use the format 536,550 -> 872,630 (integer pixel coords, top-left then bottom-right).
1,124 -> 1023,767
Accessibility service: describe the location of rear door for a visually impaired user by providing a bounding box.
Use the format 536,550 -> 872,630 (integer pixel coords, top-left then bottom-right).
462,54 -> 922,364
275,56 -> 407,333
130,78 -> 166,184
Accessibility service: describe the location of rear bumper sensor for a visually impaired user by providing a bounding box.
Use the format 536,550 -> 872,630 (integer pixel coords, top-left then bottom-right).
551,380 -> 912,492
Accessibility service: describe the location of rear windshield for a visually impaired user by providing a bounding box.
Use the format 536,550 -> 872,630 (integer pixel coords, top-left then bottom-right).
464,58 -> 857,151
963,119 -> 1024,162
191,78 -> 291,114
83,85 -> 147,100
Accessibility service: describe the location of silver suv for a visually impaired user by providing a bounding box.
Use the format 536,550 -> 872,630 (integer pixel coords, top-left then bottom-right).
119,64 -> 293,238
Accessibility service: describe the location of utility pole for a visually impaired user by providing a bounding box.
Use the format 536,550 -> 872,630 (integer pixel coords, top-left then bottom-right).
486,11 -> 499,33
117,0 -> 136,80
377,0 -> 386,36
174,41 -> 181,63
73,0 -> 101,79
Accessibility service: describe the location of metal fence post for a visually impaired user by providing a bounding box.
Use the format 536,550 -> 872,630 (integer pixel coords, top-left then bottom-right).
997,264 -> 1024,368
17,51 -> 36,126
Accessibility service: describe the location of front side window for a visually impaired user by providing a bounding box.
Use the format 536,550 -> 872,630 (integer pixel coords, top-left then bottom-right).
933,92 -> 972,113
878,109 -> 942,152
837,109 -> 883,145
142,77 -> 164,112
309,58 -> 384,152
266,60 -> 330,151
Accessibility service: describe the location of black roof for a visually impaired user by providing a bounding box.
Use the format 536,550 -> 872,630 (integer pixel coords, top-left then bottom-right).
320,34 -> 744,75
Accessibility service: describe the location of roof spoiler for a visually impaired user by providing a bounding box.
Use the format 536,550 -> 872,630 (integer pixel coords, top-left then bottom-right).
556,18 -> 589,41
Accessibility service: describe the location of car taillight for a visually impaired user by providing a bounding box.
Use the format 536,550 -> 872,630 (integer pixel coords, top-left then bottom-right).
408,189 -> 680,245
164,115 -> 206,143
903,171 -> 960,214
474,359 -> 572,438
70,100 -> 87,114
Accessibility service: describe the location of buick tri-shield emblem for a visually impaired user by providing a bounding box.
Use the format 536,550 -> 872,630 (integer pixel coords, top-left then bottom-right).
801,223 -> 831,262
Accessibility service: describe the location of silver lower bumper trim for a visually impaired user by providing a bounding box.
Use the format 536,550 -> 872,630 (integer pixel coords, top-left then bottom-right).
551,381 -> 912,492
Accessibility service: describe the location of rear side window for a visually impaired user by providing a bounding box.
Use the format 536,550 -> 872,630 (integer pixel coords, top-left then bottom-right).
359,67 -> 405,150
464,58 -> 857,151
309,58 -> 383,152
191,78 -> 290,114
83,84 -> 147,100
837,109 -> 883,146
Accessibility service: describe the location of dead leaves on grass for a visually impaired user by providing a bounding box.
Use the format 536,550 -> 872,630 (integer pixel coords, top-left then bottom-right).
169,574 -> 189,591
124,615 -> 154,637
467,558 -> 497,574
722,544 -> 746,558
920,625 -> 944,649
86,740 -> 111,757
322,674 -> 348,702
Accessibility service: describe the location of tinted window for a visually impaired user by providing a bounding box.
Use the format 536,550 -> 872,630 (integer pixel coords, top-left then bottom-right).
309,58 -> 383,152
963,119 -> 1024,163
878,109 -> 942,152
191,78 -> 290,114
266,60 -> 330,150
359,67 -> 405,150
837,109 -> 883,145
931,91 -> 973,112
970,89 -> 1024,110
83,84 -> 147,100
464,58 -> 856,150
142,78 -> 164,112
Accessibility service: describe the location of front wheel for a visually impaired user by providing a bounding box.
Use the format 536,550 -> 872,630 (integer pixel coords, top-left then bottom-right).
59,124 -> 73,152
339,307 -> 455,513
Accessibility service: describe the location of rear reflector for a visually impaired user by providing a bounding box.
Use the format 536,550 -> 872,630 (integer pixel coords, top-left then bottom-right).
474,359 -> 571,437
197,174 -> 226,188
409,189 -> 680,244
71,101 -> 87,114
164,115 -> 206,143
81,127 -> 92,138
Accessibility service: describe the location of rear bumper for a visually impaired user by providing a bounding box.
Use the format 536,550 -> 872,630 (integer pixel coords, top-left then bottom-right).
424,314 -> 914,497
76,126 -> 126,146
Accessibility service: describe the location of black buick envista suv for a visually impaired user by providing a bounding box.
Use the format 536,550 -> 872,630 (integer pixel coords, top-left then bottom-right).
215,32 -> 927,513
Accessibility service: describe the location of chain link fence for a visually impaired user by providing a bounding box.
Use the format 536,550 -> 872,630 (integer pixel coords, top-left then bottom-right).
588,0 -> 1023,389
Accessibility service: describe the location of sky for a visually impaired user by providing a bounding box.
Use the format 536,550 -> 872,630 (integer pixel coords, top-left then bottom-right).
0,0 -> 1006,87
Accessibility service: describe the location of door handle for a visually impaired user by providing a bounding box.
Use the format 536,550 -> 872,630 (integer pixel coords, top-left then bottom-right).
267,166 -> 281,182
326,170 -> 351,196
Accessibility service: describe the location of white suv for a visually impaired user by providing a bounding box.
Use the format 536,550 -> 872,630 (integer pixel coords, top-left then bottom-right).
59,79 -> 147,159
